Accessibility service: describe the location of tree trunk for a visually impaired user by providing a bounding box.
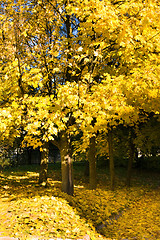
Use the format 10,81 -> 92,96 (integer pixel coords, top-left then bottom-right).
88,136 -> 97,189
108,129 -> 115,190
27,147 -> 32,165
84,160 -> 89,177
126,130 -> 135,187
39,142 -> 49,187
16,148 -> 19,164
59,132 -> 74,195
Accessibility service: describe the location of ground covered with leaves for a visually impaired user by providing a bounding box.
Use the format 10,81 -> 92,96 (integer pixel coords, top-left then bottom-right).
0,163 -> 160,240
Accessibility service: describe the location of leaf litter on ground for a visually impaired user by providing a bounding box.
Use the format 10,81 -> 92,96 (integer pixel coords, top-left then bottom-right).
0,165 -> 160,240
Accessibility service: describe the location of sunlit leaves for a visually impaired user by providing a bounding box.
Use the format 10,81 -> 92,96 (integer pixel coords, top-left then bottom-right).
0,0 -> 160,159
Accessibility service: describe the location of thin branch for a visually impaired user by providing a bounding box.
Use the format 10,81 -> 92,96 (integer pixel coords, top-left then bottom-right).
148,31 -> 160,42
45,0 -> 66,22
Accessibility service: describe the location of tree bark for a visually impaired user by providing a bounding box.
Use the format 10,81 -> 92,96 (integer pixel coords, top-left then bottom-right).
126,130 -> 135,187
108,129 -> 115,190
39,142 -> 49,187
59,131 -> 74,195
88,136 -> 97,189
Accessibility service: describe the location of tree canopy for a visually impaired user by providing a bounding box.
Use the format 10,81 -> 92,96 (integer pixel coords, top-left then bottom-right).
0,0 -> 160,193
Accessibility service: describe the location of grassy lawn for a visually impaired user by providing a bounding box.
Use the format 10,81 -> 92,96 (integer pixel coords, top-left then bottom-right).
0,162 -> 160,239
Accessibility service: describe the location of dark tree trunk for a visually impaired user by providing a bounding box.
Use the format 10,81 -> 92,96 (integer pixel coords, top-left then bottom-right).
16,148 -> 19,163
88,136 -> 97,189
84,160 -> 89,177
108,129 -> 115,190
39,142 -> 49,187
27,147 -> 32,165
59,131 -> 74,195
126,130 -> 135,187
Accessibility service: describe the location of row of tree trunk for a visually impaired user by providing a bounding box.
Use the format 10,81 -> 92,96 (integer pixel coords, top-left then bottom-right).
39,131 -> 74,195
39,129 -> 135,195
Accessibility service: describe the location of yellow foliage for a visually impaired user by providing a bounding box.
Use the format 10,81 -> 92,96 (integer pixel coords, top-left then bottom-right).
0,0 -> 159,164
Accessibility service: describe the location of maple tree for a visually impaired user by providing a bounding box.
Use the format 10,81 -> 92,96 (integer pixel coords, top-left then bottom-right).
0,0 -> 160,193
